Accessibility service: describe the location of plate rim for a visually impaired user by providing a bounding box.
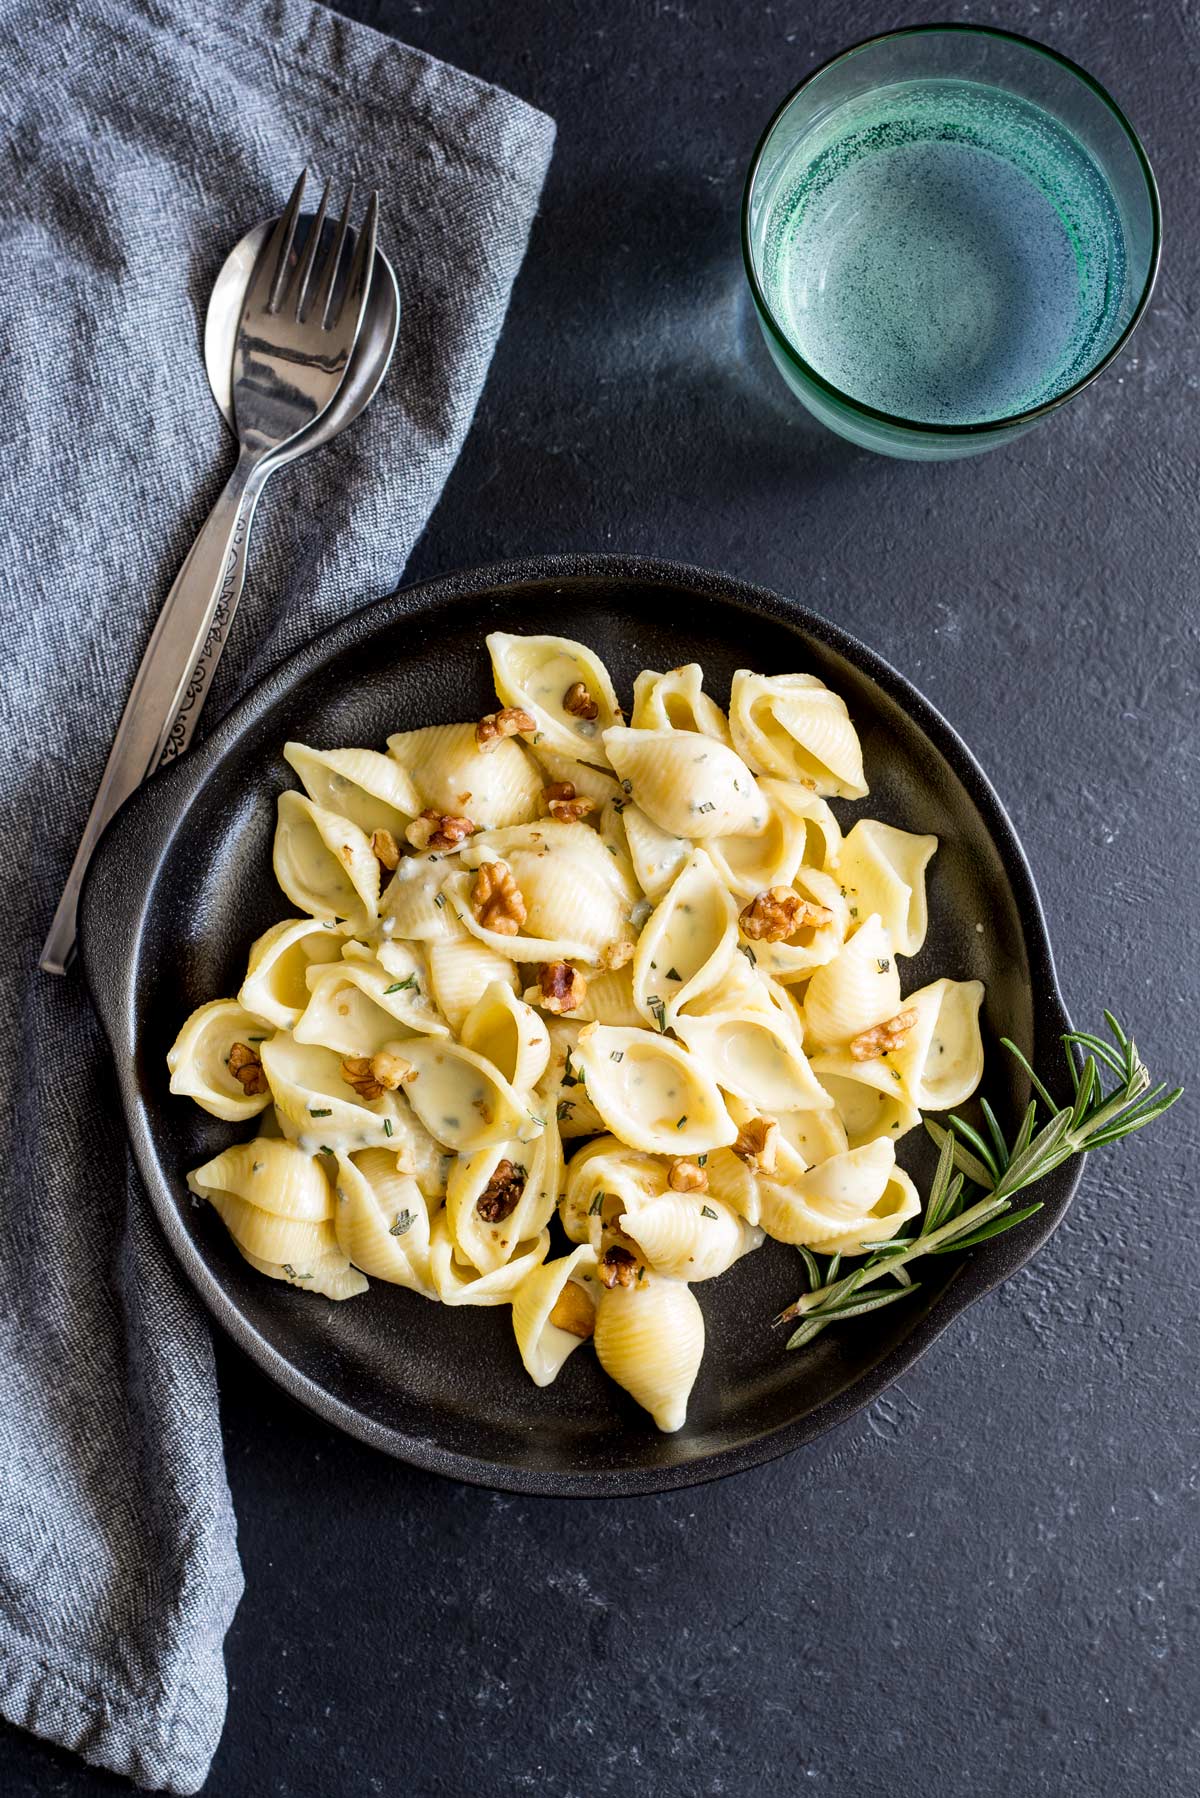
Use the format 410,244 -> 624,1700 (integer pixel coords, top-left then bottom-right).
79,553 -> 1082,1497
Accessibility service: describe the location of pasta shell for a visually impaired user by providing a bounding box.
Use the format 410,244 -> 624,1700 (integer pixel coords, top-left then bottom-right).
836,820 -> 937,956
332,1149 -> 437,1295
187,1136 -> 333,1220
444,869 -> 599,965
810,1165 -> 921,1258
561,1136 -> 667,1246
618,1188 -> 761,1282
425,936 -> 519,1034
293,955 -> 439,1057
512,1246 -> 599,1386
602,728 -> 766,840
460,820 -> 635,957
428,1213 -> 550,1305
461,981 -> 551,1092
384,1095 -> 453,1198
400,1038 -> 540,1151
571,1025 -> 737,1155
260,1034 -> 412,1154
386,721 -> 542,829
630,665 -> 732,743
632,849 -> 738,1027
801,915 -> 902,1047
168,999 -> 274,1122
758,1138 -> 899,1247
569,963 -> 643,1028
238,917 -> 348,1029
532,747 -> 620,807
273,790 -> 380,926
283,742 -> 419,839
771,1103 -> 850,1168
202,1188 -> 335,1268
807,1052 -> 923,1149
883,977 -> 985,1111
536,1020 -> 608,1139
237,1243 -> 368,1301
704,781 -> 814,900
358,941 -> 448,1035
593,1273 -> 705,1432
445,1117 -> 562,1274
673,1010 -> 833,1114
744,868 -> 849,983
619,802 -> 691,902
729,670 -> 868,799
377,855 -> 463,942
487,630 -> 622,764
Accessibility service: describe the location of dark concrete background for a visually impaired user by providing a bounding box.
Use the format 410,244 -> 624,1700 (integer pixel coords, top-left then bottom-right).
8,1 -> 1198,1793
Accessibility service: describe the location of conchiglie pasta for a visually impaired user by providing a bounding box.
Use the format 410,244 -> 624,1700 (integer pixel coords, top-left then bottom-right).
571,1025 -> 737,1155
283,742 -> 419,839
742,868 -> 848,983
630,664 -> 732,744
293,955 -> 440,1057
445,1118 -> 561,1274
167,999 -> 274,1122
260,1033 -> 411,1154
603,727 -> 766,840
273,790 -> 380,925
532,747 -> 620,808
460,820 -> 635,958
567,963 -> 644,1029
400,1037 -> 539,1152
632,849 -> 738,1027
593,1273 -> 705,1432
377,856 -> 463,942
560,1136 -> 667,1246
729,670 -> 868,799
807,1051 -> 923,1148
460,981 -> 551,1093
238,917 -> 348,1029
428,1213 -> 550,1305
673,1010 -> 832,1114
487,631 -> 622,763
188,1136 -> 334,1220
758,1138 -> 908,1248
619,803 -> 691,902
332,1149 -> 437,1295
618,1187 -> 761,1282
880,977 -> 986,1111
836,819 -> 937,956
511,1245 -> 599,1386
801,914 -> 902,1047
188,1138 -> 366,1299
536,1020 -> 609,1140
425,936 -> 519,1035
386,721 -> 543,830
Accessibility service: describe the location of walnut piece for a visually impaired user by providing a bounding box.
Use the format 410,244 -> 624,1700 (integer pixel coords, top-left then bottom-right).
562,680 -> 599,721
599,938 -> 635,972
739,887 -> 834,942
475,1158 -> 526,1223
850,1009 -> 918,1063
599,1245 -> 642,1289
341,1051 -> 415,1101
370,828 -> 401,871
668,1158 -> 708,1194
471,861 -> 527,935
549,1280 -> 596,1339
538,960 -> 587,1013
475,706 -> 536,752
405,808 -> 477,853
541,779 -> 596,824
228,1041 -> 268,1097
732,1116 -> 779,1174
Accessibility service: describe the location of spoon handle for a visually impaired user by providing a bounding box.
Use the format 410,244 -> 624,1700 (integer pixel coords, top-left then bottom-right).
39,447 -> 267,975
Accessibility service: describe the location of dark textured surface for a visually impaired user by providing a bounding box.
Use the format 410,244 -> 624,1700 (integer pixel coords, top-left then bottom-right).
79,558 -> 1082,1493
7,0 -> 1198,1791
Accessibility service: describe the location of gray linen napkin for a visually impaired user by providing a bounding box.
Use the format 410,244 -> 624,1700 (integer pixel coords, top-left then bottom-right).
0,1 -> 554,1788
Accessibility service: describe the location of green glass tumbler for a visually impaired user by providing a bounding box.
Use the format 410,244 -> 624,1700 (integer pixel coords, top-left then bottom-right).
741,25 -> 1160,460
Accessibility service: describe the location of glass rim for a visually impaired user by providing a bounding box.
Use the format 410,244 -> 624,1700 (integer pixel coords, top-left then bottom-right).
740,21 -> 1163,437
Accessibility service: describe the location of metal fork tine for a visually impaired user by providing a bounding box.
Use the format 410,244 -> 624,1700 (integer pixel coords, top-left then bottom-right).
263,169 -> 307,314
292,178 -> 331,322
333,190 -> 378,334
316,186 -> 355,329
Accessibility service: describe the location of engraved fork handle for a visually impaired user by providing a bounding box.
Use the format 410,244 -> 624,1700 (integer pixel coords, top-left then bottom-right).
39,445 -> 271,975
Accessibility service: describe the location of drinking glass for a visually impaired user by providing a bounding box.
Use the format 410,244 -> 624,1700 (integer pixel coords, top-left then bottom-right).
741,25 -> 1160,459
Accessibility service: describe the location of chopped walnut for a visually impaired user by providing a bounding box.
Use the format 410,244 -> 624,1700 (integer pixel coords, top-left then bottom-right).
563,680 -> 599,721
370,828 -> 401,872
538,960 -> 587,1014
341,1051 -> 414,1101
541,779 -> 596,824
471,861 -> 527,935
549,1280 -> 596,1339
599,938 -> 635,972
475,1158 -> 526,1223
732,1116 -> 780,1174
851,1009 -> 918,1062
668,1158 -> 708,1194
599,1245 -> 642,1289
228,1041 -> 268,1097
405,808 -> 477,852
475,707 -> 536,752
739,887 -> 834,942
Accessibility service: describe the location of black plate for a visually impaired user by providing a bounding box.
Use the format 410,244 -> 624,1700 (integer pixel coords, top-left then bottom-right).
80,555 -> 1080,1496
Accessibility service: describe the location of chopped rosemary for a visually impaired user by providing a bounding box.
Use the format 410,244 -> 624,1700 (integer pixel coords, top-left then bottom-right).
700,1204 -> 718,1220
385,975 -> 419,994
738,943 -> 757,965
876,959 -> 890,974
697,1153 -> 708,1166
609,1049 -> 625,1062
588,1193 -> 604,1215
389,1209 -> 415,1237
557,1099 -> 574,1121
665,967 -> 682,982
562,1050 -> 581,1087
675,1114 -> 687,1129
621,778 -> 633,795
383,1119 -> 393,1138
281,1264 -> 312,1280
247,1035 -> 266,1042
433,892 -> 446,909
775,1012 -> 1181,1351
309,1107 -> 332,1117
696,800 -> 715,814
319,1145 -> 333,1156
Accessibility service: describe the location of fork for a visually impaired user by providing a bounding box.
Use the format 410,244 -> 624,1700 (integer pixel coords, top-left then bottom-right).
40,171 -> 378,975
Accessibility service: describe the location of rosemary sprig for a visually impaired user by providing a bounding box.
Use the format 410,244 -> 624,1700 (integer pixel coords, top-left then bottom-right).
776,1012 -> 1181,1351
